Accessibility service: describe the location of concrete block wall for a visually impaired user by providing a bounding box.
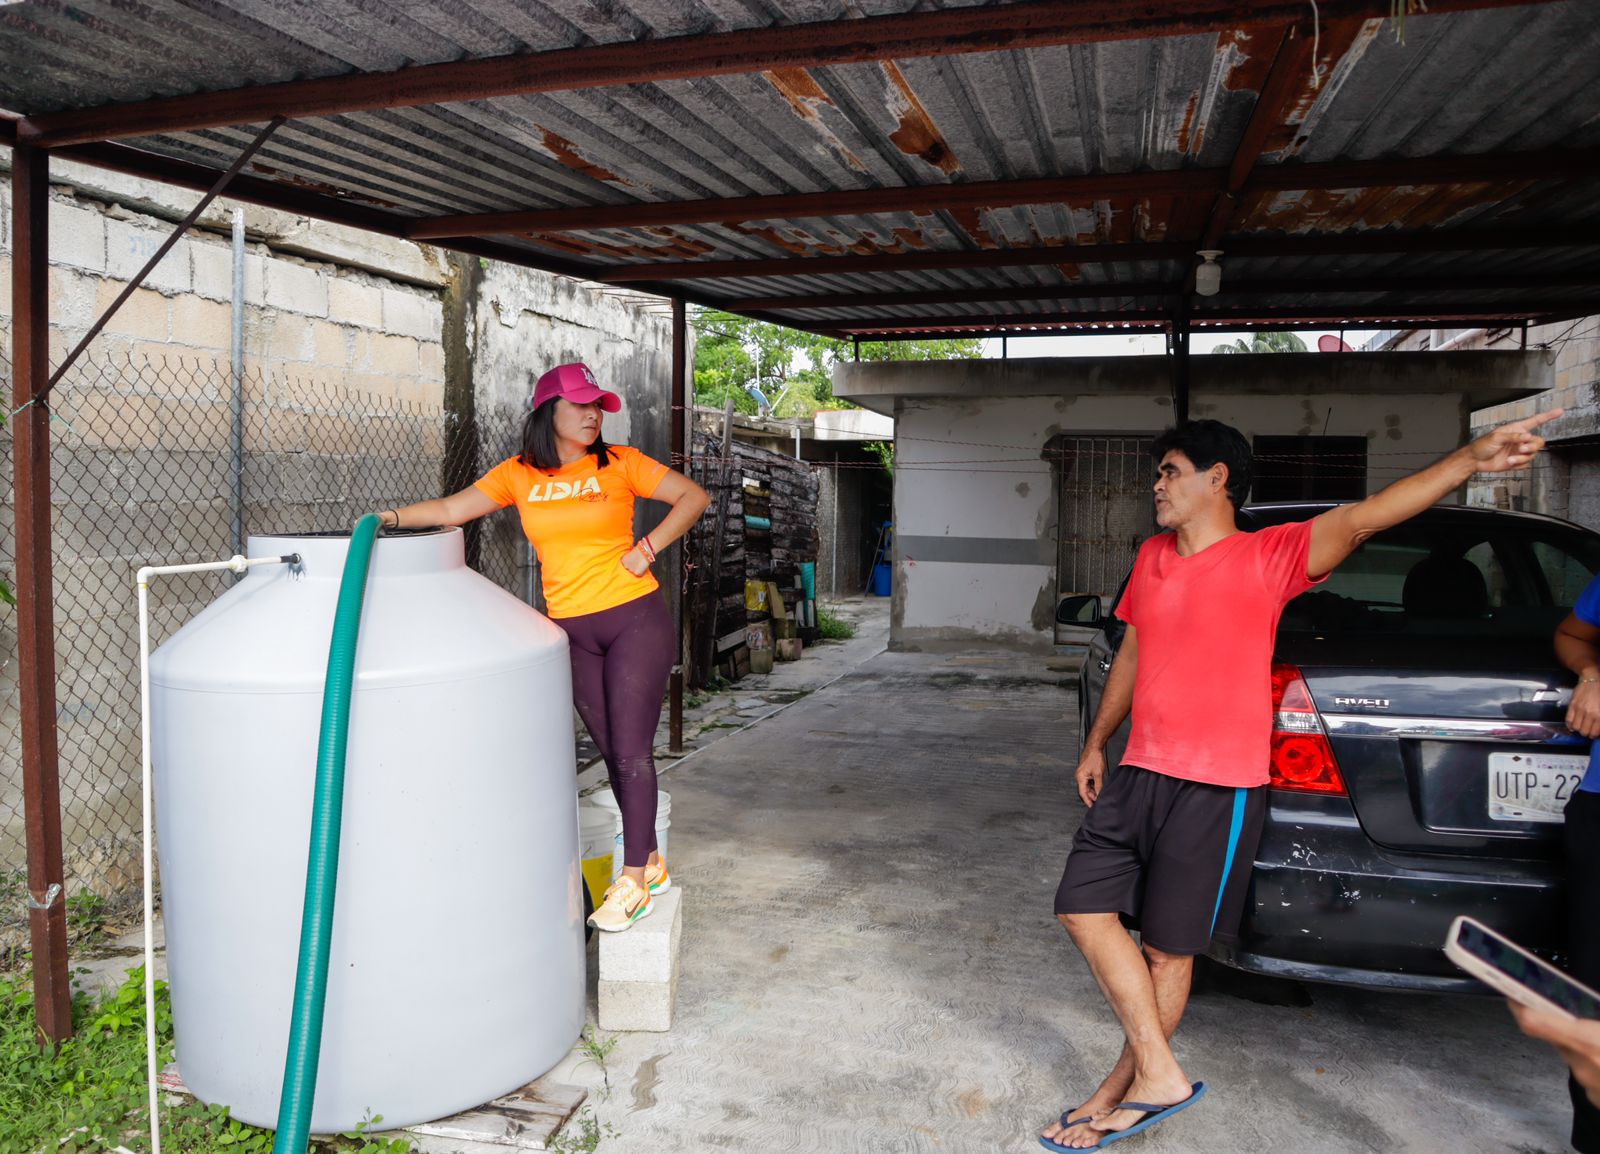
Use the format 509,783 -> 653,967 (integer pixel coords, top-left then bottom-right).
0,147 -> 680,914
1468,316 -> 1600,523
0,161 -> 454,897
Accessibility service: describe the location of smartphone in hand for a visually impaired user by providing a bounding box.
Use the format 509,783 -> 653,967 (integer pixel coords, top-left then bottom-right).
1445,915 -> 1600,1020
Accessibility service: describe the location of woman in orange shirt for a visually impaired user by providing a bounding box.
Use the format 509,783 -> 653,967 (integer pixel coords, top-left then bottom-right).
382,363 -> 709,933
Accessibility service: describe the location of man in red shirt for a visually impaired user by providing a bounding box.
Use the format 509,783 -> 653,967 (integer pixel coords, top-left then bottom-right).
1041,412 -> 1560,1152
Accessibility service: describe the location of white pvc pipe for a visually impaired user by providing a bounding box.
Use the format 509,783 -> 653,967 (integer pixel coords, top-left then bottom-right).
1434,327 -> 1486,353
136,552 -> 300,1154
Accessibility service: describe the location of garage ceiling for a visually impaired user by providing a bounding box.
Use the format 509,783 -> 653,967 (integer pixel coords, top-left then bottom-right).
2,0 -> 1598,338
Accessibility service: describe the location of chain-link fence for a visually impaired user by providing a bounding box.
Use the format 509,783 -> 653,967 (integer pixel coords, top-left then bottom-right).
0,347 -> 536,961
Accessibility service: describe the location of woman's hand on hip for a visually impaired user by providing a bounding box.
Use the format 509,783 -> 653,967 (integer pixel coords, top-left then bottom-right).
620,547 -> 650,577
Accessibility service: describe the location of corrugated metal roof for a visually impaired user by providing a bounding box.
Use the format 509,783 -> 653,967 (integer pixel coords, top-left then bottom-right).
2,0 -> 1598,335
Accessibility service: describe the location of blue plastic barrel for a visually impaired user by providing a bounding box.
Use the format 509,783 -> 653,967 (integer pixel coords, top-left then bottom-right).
870,562 -> 892,596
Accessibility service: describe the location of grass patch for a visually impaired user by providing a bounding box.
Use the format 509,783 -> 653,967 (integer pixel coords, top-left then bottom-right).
1,967 -> 417,1153
816,604 -> 856,641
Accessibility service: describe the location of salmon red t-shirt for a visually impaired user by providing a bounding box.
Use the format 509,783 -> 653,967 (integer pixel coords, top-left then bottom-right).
1114,520 -> 1325,788
474,446 -> 669,619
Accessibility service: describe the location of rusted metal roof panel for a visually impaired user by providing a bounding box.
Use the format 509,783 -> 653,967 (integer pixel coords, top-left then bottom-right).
2,1 -> 1597,331
1267,7 -> 1600,162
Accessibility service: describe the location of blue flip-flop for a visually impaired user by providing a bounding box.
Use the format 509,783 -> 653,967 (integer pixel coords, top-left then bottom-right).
1037,1109 -> 1097,1153
1088,1082 -> 1207,1149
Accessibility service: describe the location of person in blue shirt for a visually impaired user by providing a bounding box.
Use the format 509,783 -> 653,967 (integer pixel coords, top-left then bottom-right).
1551,580 -> 1600,1153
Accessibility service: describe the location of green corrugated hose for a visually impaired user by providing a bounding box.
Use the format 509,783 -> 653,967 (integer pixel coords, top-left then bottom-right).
273,514 -> 381,1154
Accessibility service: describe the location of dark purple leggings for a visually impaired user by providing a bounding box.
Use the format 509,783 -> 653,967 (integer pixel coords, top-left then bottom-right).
555,591 -> 675,868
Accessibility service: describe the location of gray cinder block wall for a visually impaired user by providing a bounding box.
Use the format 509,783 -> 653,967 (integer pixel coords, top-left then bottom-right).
0,147 -> 680,914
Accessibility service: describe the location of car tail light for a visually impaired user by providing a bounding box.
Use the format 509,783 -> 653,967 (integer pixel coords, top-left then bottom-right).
1269,663 -> 1348,795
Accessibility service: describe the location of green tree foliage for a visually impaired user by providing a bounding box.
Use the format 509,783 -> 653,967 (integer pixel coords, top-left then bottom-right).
692,310 -> 982,419
1212,331 -> 1308,354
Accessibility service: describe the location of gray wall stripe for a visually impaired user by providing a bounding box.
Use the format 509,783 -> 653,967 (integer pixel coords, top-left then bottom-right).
898,536 -> 1048,566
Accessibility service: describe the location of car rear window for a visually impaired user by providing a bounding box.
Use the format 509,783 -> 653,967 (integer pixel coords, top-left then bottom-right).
1253,512 -> 1600,639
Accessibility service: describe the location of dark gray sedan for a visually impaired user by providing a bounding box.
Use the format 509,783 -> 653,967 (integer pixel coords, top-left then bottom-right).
1071,502 -> 1599,991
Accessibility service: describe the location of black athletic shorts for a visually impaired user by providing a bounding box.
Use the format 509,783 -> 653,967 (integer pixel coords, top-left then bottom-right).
1054,763 -> 1267,956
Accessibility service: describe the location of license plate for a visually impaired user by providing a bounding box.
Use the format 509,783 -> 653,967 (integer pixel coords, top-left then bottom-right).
1487,752 -> 1587,823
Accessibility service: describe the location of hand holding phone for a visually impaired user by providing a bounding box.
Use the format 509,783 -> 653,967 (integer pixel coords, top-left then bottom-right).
1444,915 -> 1600,1019
1511,1002 -> 1600,1110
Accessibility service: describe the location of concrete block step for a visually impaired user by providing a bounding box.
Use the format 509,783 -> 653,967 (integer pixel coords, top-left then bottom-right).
597,886 -> 682,1032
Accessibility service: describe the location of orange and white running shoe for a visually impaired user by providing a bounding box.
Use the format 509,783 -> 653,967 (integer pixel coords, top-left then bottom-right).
588,875 -> 652,932
645,857 -> 671,894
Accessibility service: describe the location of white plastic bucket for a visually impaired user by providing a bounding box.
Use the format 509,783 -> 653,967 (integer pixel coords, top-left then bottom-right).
577,797 -> 620,907
588,787 -> 671,880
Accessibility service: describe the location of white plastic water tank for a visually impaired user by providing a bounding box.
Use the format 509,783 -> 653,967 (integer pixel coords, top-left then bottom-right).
149,528 -> 584,1132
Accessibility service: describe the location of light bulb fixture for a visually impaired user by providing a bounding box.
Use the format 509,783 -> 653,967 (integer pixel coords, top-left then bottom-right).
1194,250 -> 1223,297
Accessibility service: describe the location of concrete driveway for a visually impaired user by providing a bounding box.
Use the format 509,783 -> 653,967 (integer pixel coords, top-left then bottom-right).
553,635 -> 1572,1154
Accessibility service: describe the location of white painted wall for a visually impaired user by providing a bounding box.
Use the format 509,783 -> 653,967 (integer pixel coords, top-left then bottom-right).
856,355 -> 1546,651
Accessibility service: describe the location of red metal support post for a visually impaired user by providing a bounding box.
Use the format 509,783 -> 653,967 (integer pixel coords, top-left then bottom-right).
669,297 -> 687,754
11,141 -> 72,1044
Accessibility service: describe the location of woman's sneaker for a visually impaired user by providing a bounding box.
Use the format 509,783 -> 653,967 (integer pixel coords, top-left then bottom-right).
588,876 -> 652,932
645,858 -> 671,894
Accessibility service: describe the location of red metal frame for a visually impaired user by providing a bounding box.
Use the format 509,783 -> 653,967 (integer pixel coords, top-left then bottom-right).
18,0 -> 1553,149
406,149 -> 1597,240
670,298 -> 687,754
406,171 -> 1216,239
11,142 -> 72,1044
1193,21 -> 1320,263
597,225 -> 1600,284
836,302 -> 1579,336
725,270 -> 1600,312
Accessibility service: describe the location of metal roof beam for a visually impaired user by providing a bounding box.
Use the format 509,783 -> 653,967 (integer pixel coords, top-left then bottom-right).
407,171 -> 1217,238
843,314 -> 1546,339
1194,21 -> 1323,259
726,282 -> 1180,310
599,226 -> 1600,282
834,302 -> 1594,334
17,0 -> 1558,148
602,242 -> 1192,282
38,141 -> 813,330
405,148 -> 1596,239
1247,150 -> 1600,191
1225,227 -> 1600,257
725,271 -> 1600,311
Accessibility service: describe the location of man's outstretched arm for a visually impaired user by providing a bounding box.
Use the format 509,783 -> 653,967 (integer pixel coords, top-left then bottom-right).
1306,410 -> 1562,580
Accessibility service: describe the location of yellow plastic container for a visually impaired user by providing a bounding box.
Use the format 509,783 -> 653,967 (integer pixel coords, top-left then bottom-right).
577,797 -> 619,907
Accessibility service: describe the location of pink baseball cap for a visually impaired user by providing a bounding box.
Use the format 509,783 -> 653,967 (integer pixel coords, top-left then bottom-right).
533,362 -> 621,412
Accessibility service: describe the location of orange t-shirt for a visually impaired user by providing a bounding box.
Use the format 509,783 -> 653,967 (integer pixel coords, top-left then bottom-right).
474,446 -> 669,619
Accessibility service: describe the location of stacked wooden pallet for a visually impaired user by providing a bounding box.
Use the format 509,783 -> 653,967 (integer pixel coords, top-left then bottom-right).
685,427 -> 820,686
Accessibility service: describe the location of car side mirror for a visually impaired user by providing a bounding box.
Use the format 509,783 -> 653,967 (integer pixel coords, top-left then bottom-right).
1057,593 -> 1103,626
